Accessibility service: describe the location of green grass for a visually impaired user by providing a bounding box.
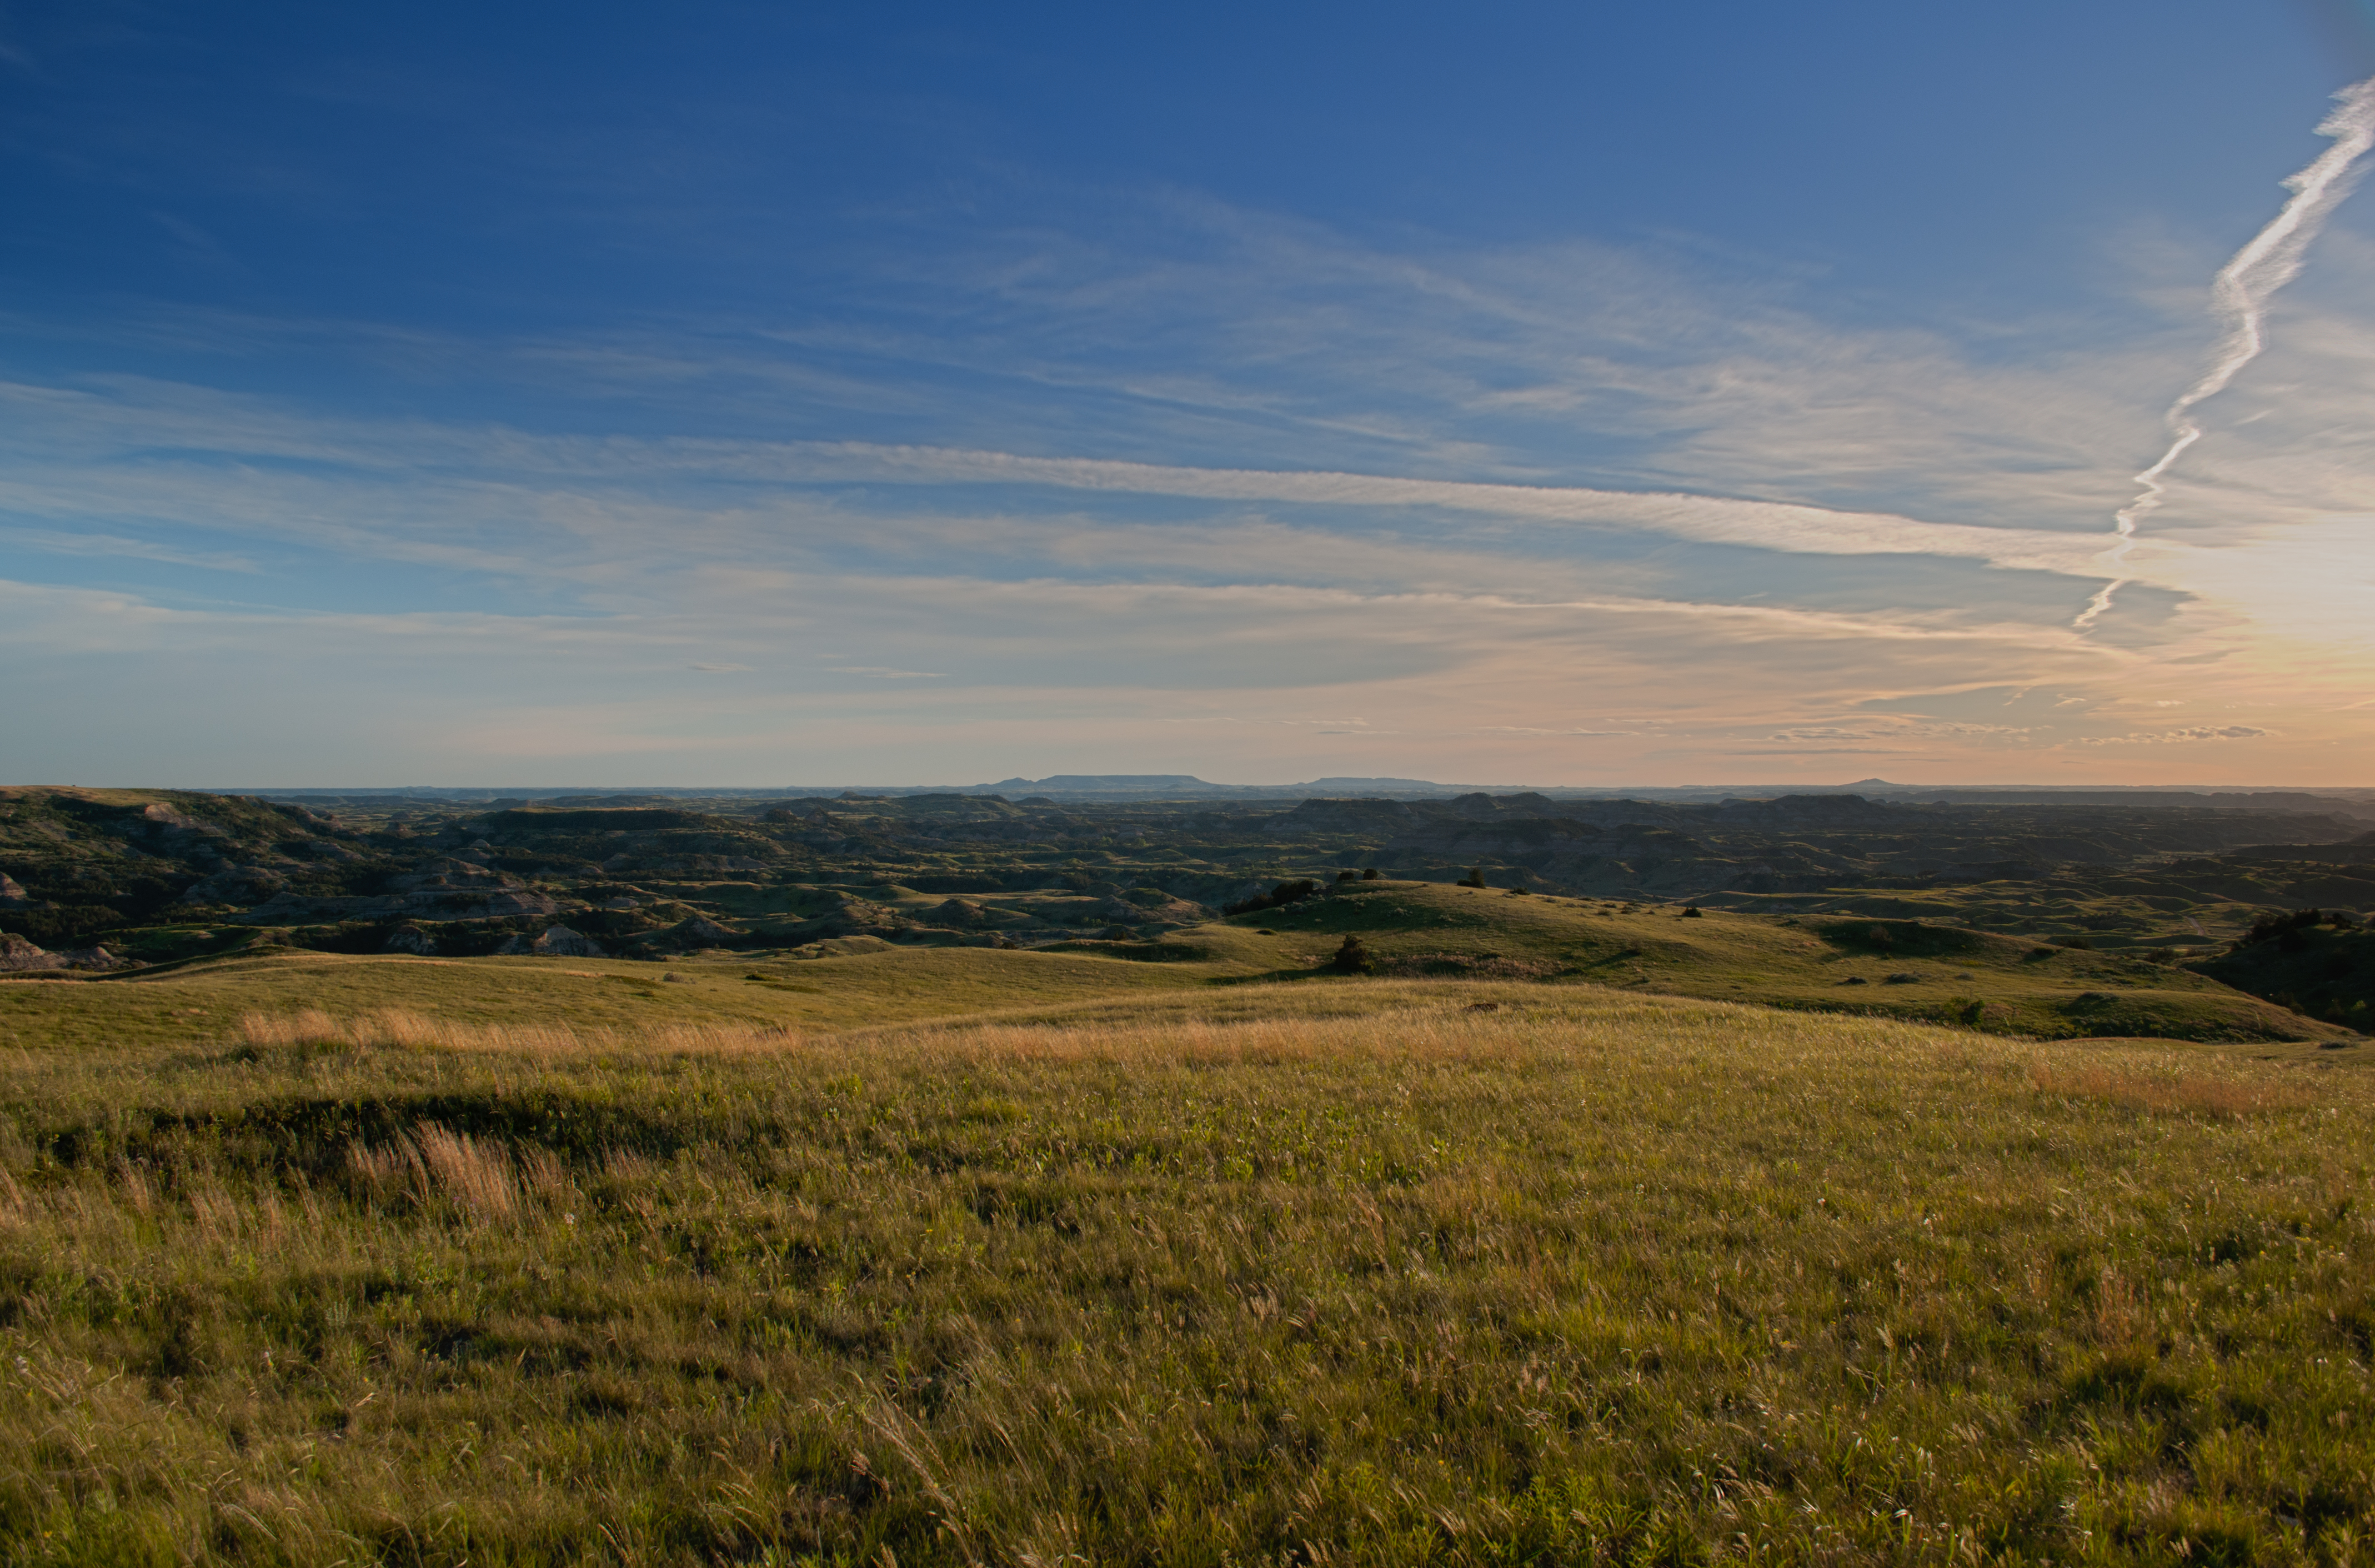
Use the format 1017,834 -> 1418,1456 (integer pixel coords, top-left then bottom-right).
3,974 -> 2375,1564
0,937 -> 1284,1052
1225,881 -> 2320,1043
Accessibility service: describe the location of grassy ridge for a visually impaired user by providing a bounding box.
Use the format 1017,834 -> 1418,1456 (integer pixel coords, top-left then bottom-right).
0,933 -> 1285,1054
2,981 -> 2372,1564
6,881 -> 2319,1054
1231,881 -> 2318,1043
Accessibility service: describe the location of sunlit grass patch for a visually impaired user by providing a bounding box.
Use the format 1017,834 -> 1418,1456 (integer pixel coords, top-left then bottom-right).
2029,1059 -> 2317,1117
236,1004 -> 805,1057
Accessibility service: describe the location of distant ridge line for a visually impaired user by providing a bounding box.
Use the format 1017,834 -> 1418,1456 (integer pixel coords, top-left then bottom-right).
206,775 -> 2375,809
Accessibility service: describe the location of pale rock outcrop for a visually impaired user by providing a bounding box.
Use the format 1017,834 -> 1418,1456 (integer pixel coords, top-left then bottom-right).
499,925 -> 605,957
383,924 -> 436,954
640,915 -> 736,951
0,934 -> 126,971
0,932 -> 51,970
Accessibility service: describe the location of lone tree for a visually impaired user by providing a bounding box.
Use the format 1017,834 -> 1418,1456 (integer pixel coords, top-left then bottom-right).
1332,933 -> 1375,974
1459,866 -> 1488,888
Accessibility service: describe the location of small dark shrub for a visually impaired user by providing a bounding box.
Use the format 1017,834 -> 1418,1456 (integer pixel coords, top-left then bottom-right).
1331,934 -> 1374,974
1681,906 -> 1702,918
1459,868 -> 1488,889
1360,868 -> 1380,880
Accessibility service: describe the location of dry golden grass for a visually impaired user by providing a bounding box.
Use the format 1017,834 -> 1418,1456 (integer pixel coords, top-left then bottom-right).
1,980 -> 2369,1564
237,1005 -> 804,1057
2028,1059 -> 2315,1116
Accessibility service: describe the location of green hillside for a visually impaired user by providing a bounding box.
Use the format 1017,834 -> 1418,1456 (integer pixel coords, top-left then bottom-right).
3,876 -> 2327,1057
1223,878 -> 2321,1044
2191,907 -> 2375,1029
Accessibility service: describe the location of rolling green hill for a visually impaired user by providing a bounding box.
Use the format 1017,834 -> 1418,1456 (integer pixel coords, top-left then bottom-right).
2,876 -> 2328,1052
1219,878 -> 2322,1044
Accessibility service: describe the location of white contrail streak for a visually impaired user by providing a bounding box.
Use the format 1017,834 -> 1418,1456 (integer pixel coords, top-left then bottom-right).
2077,75 -> 2375,629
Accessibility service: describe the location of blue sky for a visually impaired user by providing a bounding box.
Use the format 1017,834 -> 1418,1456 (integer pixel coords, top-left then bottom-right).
7,1 -> 2375,786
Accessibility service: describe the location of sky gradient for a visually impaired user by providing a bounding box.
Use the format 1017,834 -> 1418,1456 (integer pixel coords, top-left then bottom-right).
7,2 -> 2375,787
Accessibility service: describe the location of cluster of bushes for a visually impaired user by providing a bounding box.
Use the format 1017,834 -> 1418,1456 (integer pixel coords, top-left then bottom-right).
1223,879 -> 1321,918
2237,906 -> 2358,953
1821,918 -> 1985,958
2292,994 -> 2374,1027
256,918 -> 553,958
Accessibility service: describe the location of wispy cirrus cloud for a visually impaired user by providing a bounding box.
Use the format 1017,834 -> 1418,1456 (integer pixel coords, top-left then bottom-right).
2071,725 -> 2272,745
1478,726 -> 1638,736
6,166 -> 2373,784
0,524 -> 259,573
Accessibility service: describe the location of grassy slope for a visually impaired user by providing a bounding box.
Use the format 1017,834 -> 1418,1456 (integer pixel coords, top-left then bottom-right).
2,982 -> 2372,1563
1227,880 -> 2321,1043
0,936 -> 1275,1051
1,880 -> 2320,1054
2194,921 -> 2375,1025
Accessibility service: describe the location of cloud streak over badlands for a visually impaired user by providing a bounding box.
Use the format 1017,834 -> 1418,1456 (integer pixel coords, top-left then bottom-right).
5,172 -> 2373,784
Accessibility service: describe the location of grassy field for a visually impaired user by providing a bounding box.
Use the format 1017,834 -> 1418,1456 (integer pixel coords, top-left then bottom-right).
3,949 -> 2373,1565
